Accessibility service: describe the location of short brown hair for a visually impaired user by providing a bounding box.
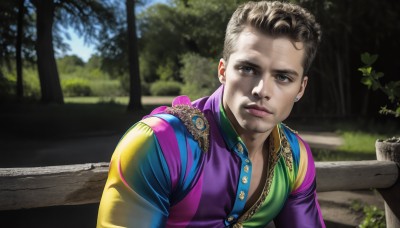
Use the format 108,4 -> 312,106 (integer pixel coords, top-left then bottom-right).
223,1 -> 321,74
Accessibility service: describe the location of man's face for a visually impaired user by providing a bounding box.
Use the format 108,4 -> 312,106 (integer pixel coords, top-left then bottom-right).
218,26 -> 308,137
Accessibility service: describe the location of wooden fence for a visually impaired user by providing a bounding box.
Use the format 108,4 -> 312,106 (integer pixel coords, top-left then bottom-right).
0,142 -> 399,227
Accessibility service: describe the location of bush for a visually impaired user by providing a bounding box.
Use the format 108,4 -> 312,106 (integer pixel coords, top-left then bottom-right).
20,68 -> 41,99
180,53 -> 219,100
359,52 -> 400,117
350,200 -> 385,228
90,79 -> 125,96
0,72 -> 14,101
62,78 -> 92,97
150,80 -> 182,96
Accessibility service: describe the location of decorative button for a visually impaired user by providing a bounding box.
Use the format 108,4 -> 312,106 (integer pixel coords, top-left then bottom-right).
227,216 -> 234,222
237,143 -> 244,153
239,191 -> 245,200
194,116 -> 205,130
245,159 -> 250,163
242,176 -> 248,184
244,165 -> 249,173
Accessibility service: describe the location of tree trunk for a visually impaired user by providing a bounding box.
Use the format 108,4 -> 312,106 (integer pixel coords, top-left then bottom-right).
126,0 -> 142,111
376,139 -> 400,228
16,0 -> 25,100
34,0 -> 64,104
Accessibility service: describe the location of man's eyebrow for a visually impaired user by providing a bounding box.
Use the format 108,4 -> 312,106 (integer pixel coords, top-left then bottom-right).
273,69 -> 300,77
235,59 -> 261,69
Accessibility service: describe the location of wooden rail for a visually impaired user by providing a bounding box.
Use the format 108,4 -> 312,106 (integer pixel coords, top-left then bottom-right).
0,160 -> 398,211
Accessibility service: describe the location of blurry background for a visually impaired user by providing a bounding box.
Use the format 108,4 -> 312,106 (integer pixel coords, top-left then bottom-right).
0,0 -> 399,227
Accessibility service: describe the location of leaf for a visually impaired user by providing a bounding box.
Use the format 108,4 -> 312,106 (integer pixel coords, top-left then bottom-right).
374,72 -> 384,79
358,67 -> 372,76
361,52 -> 378,65
361,77 -> 373,88
371,83 -> 380,91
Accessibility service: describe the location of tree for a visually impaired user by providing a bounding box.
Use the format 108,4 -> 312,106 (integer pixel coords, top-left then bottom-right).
30,0 -> 115,104
16,0 -> 25,100
126,0 -> 142,110
0,1 -> 35,101
31,0 -> 63,103
137,0 -> 240,84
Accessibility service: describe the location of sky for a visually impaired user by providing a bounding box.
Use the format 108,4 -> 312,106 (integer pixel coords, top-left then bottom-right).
63,0 -> 170,62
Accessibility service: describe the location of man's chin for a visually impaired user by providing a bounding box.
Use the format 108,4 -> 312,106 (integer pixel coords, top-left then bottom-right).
243,123 -> 275,134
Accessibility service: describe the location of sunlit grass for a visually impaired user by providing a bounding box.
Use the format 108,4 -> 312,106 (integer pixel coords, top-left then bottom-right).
65,96 -> 129,105
312,131 -> 396,161
338,131 -> 390,154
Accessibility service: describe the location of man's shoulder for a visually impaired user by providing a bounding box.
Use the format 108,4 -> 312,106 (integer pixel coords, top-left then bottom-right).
142,96 -> 210,152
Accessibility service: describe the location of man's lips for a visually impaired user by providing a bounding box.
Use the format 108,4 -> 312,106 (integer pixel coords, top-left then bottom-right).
244,104 -> 273,117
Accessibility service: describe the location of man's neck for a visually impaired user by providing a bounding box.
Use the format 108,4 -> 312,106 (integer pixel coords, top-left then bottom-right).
239,130 -> 272,160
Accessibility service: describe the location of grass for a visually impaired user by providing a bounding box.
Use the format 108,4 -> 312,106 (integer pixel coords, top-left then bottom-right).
65,96 -> 129,105
338,131 -> 390,154
312,131 -> 396,161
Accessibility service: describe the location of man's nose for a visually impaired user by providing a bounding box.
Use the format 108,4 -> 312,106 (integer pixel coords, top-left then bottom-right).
252,77 -> 272,100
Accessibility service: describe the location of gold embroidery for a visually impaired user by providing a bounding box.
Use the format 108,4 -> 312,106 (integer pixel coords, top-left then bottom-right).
281,122 -> 298,134
280,129 -> 293,172
279,124 -> 295,172
165,105 -> 210,152
236,128 -> 294,223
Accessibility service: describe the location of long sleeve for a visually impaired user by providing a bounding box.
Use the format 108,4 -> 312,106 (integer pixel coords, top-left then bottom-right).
274,136 -> 325,228
97,120 -> 172,228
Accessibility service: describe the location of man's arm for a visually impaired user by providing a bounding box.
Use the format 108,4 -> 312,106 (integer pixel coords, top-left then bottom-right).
97,120 -> 172,228
274,136 -> 325,228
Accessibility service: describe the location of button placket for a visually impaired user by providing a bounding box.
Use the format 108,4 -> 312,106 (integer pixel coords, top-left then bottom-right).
226,141 -> 252,227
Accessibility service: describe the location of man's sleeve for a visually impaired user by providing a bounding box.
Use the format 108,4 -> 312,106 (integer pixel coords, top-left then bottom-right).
274,136 -> 326,228
97,118 -> 172,228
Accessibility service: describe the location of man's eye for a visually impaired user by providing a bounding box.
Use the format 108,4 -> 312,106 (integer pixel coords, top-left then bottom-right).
276,74 -> 291,82
239,66 -> 256,75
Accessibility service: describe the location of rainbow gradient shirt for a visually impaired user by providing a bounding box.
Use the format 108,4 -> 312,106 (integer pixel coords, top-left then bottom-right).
97,86 -> 325,228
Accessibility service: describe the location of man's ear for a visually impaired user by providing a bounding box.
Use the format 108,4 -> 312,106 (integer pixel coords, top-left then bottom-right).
218,58 -> 226,84
296,76 -> 308,101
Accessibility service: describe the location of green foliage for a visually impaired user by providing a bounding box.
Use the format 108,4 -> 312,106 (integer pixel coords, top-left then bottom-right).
359,206 -> 386,228
338,131 -> 388,153
23,69 -> 41,98
90,79 -> 125,97
359,53 -> 400,117
350,200 -> 385,228
57,55 -> 85,74
136,0 -> 240,84
0,1 -> 36,68
56,55 -> 126,97
180,53 -> 219,99
62,78 -> 92,97
150,80 -> 182,96
0,72 -> 15,101
156,59 -> 176,81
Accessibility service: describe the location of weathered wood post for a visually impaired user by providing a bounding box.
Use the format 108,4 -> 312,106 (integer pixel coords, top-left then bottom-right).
376,139 -> 400,228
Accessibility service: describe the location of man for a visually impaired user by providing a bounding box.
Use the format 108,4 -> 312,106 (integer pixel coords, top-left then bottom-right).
97,1 -> 324,227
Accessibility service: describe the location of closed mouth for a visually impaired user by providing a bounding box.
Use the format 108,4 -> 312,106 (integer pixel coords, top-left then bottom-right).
244,104 -> 273,117
245,104 -> 273,114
